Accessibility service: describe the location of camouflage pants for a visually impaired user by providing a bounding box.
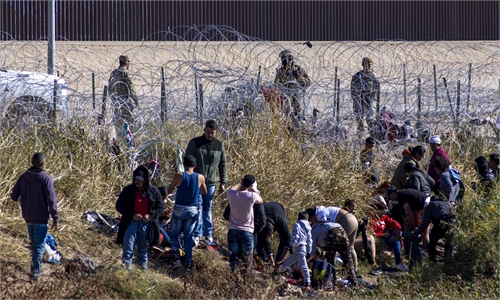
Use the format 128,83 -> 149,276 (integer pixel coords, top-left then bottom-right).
353,94 -> 375,132
324,227 -> 358,284
112,97 -> 135,145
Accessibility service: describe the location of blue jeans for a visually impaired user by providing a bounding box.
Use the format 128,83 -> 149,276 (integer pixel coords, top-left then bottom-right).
227,229 -> 254,271
170,205 -> 198,267
383,237 -> 402,265
158,225 -> 172,244
27,223 -> 48,274
194,184 -> 216,238
122,220 -> 149,265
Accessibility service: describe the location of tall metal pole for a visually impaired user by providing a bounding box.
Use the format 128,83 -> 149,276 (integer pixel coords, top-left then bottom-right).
48,0 -> 56,75
467,63 -> 472,113
417,78 -> 421,119
333,66 -> 338,120
433,64 -> 438,110
403,64 -> 407,114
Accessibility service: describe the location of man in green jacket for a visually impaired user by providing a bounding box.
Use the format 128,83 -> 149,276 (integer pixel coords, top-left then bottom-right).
186,119 -> 227,246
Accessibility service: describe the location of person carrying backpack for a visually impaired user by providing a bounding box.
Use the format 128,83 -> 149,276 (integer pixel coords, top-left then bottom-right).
433,157 -> 459,205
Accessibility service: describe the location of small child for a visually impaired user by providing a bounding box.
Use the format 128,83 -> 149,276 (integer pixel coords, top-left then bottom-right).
282,211 -> 313,290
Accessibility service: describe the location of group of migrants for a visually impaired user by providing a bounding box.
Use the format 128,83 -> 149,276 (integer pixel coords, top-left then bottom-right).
11,52 -> 498,288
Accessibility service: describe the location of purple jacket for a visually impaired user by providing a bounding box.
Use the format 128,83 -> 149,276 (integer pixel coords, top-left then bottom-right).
11,167 -> 59,224
428,147 -> 451,182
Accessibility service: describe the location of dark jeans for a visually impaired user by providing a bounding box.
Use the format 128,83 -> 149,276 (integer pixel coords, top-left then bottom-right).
228,229 -> 254,271
429,220 -> 455,263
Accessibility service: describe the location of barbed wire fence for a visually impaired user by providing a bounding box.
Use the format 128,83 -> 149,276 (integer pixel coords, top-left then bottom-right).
1,25 -> 500,173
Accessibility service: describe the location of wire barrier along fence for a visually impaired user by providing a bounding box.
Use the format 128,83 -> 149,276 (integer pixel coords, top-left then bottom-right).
1,25 -> 500,164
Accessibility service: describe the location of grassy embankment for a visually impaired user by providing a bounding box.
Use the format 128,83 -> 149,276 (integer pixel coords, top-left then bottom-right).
0,112 -> 498,299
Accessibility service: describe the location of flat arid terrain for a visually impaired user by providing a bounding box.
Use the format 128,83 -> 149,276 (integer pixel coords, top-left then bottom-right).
2,40 -> 499,118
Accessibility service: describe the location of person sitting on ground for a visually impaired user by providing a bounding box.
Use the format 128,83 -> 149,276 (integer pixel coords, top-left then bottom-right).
433,157 -> 459,205
343,199 -> 382,275
281,211 -> 313,291
157,186 -> 172,246
369,206 -> 408,271
404,162 -> 435,196
488,153 -> 500,181
474,156 -> 496,195
412,195 -> 456,266
167,155 -> 207,270
306,205 -> 359,273
391,146 -> 426,190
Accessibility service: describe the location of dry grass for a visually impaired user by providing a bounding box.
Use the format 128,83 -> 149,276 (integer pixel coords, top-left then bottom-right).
1,111 -> 499,299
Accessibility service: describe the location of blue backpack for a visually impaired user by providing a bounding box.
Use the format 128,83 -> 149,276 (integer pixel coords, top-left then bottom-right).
449,168 -> 465,203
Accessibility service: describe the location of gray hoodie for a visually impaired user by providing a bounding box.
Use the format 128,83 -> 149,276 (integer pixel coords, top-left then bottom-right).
310,222 -> 342,254
407,169 -> 435,195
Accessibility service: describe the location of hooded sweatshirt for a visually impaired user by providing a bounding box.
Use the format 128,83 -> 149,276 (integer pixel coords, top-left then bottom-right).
406,168 -> 435,195
115,165 -> 165,246
391,150 -> 420,190
11,166 -> 59,224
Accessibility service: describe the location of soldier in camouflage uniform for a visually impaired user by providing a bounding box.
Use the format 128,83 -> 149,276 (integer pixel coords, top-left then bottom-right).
351,57 -> 380,132
274,50 -> 311,126
108,55 -> 139,147
311,222 -> 358,285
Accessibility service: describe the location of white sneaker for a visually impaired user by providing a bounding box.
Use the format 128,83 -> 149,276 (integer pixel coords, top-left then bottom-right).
396,262 -> 409,272
193,237 -> 200,247
207,236 -> 217,246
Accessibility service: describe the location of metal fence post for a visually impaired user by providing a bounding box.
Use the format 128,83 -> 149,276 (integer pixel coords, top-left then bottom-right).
433,64 -> 438,110
336,78 -> 341,123
403,63 -> 407,114
443,77 -> 454,122
456,80 -> 461,125
160,67 -> 166,123
52,79 -> 57,122
199,83 -> 204,125
467,63 -> 472,113
333,66 -> 338,120
102,85 -> 108,119
417,78 -> 421,118
92,72 -> 96,111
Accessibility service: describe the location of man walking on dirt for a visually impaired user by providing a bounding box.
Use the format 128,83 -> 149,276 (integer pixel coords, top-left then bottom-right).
11,152 -> 59,280
351,57 -> 380,132
274,49 -> 311,127
108,55 -> 139,148
186,119 -> 227,246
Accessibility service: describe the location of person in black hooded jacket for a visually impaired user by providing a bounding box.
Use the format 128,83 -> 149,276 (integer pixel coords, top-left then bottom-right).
116,165 -> 165,271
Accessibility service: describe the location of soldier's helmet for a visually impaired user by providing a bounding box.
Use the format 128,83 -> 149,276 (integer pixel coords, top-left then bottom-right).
279,50 -> 293,59
119,55 -> 130,63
